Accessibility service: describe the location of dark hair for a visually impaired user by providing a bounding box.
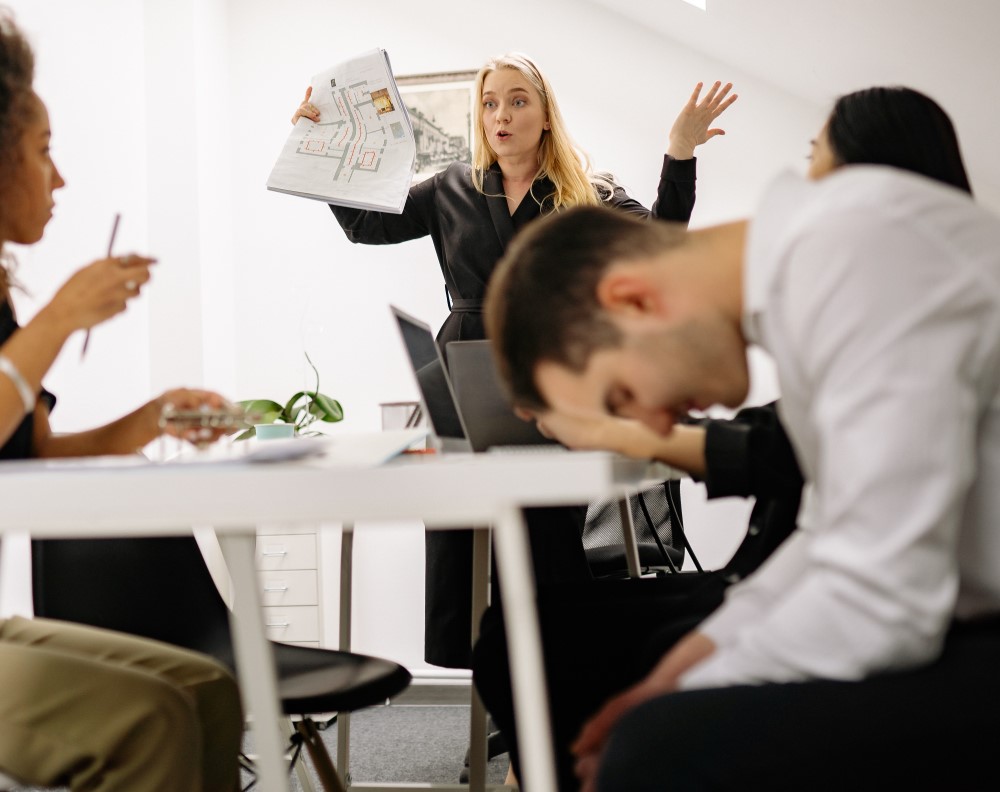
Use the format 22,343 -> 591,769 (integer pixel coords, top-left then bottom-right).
485,206 -> 684,410
0,9 -> 34,298
826,86 -> 972,195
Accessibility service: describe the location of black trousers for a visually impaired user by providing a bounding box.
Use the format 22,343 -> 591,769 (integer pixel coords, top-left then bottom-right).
476,576 -> 1000,792
426,504 -> 591,668
473,572 -> 729,790
597,616 -> 1000,791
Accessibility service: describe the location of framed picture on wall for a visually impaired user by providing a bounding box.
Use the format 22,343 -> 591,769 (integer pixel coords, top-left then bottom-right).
396,69 -> 477,181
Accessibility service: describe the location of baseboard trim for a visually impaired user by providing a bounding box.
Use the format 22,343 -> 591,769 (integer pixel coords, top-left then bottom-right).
391,682 -> 473,707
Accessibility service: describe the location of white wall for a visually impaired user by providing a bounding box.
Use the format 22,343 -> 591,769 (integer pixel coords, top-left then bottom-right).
3,0 -> 824,671
9,0 -> 152,429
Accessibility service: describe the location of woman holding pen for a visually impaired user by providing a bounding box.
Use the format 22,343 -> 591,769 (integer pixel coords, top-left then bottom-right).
0,13 -> 242,789
293,52 -> 737,669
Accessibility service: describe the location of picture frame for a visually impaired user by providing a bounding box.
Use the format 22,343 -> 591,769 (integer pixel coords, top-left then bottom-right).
396,69 -> 477,181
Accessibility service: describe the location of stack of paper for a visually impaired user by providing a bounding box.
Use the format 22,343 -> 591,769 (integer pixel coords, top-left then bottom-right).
266,49 -> 415,213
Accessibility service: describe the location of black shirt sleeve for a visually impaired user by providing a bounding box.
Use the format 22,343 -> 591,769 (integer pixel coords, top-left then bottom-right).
651,155 -> 696,223
605,155 -> 696,225
328,165 -> 443,245
700,402 -> 805,501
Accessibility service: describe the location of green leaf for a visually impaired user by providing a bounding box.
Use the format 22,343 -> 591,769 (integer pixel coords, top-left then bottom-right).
310,393 -> 344,423
238,358 -> 343,437
282,391 -> 310,418
238,399 -> 284,422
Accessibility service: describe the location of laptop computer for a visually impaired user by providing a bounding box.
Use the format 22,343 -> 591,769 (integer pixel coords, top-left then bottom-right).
391,305 -> 474,452
445,340 -> 555,450
390,305 -> 557,453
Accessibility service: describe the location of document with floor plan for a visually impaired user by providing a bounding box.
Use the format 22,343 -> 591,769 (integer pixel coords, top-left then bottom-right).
266,49 -> 415,213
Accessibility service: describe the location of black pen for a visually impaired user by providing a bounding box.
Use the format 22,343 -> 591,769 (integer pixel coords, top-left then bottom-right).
81,213 -> 120,359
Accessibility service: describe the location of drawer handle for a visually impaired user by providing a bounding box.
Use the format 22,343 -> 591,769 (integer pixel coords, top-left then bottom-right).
263,585 -> 289,593
265,620 -> 291,628
261,547 -> 287,556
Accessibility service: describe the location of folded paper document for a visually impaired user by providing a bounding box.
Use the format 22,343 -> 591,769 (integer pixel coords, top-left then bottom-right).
267,49 -> 415,213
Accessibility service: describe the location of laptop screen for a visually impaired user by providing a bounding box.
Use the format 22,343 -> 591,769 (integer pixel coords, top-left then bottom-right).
392,307 -> 468,443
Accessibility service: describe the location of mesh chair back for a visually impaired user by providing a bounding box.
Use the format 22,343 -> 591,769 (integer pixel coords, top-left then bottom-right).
583,480 -> 695,577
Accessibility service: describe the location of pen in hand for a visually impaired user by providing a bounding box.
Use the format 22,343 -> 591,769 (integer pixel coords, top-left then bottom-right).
81,212 -> 120,359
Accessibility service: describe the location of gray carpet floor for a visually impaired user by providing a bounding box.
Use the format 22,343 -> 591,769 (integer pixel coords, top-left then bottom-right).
9,702 -> 510,791
275,704 -> 510,790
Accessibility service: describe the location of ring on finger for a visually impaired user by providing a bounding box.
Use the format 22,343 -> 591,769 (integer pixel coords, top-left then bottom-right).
125,279 -> 137,291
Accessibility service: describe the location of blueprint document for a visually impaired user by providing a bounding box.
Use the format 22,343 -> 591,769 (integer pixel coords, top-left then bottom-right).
267,50 -> 415,213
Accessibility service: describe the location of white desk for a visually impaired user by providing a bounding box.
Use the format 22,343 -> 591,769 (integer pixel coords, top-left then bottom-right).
0,450 -> 649,792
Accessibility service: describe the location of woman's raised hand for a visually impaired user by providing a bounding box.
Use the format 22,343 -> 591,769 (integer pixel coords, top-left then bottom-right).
666,81 -> 738,160
45,254 -> 155,333
291,85 -> 320,124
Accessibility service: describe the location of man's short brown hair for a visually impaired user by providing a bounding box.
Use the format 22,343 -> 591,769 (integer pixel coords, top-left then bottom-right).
485,205 -> 685,410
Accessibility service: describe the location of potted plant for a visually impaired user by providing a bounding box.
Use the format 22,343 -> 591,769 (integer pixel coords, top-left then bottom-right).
235,352 -> 344,439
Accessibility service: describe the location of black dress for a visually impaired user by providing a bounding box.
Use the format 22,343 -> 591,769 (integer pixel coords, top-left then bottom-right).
1,299 -> 54,594
331,156 -> 697,667
0,300 -> 52,461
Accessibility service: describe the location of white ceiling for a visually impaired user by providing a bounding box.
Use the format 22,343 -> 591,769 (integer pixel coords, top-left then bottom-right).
587,0 -> 1000,207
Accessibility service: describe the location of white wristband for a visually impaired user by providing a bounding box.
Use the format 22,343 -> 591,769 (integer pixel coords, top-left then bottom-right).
0,354 -> 36,415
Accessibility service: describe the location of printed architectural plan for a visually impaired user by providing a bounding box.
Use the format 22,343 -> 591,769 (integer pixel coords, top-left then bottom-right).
267,50 -> 415,213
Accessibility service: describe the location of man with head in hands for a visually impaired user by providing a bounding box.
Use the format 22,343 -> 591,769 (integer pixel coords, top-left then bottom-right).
484,165 -> 1000,791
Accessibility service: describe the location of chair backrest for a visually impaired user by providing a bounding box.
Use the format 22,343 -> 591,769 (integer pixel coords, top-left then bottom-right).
583,480 -> 688,578
32,536 -> 237,668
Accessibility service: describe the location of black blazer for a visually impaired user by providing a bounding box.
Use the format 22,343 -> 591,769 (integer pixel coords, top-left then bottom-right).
330,156 -> 697,345
330,155 -> 698,668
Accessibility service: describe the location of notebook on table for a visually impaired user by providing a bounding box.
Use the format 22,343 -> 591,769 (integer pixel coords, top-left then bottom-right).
242,428 -> 429,466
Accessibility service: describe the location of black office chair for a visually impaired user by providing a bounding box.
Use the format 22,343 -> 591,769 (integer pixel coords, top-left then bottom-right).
31,536 -> 411,792
583,480 -> 699,578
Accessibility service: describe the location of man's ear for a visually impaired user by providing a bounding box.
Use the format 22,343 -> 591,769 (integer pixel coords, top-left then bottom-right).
513,405 -> 535,422
596,269 -> 663,317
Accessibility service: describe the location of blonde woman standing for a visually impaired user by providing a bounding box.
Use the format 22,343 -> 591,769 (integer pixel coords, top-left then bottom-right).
293,53 -> 736,669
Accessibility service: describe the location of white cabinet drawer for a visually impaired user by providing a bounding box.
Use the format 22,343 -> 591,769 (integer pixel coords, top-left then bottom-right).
262,605 -> 319,642
259,570 -> 318,607
255,534 -> 316,570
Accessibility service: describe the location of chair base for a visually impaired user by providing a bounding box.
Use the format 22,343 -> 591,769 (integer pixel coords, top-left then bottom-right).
242,715 -> 346,792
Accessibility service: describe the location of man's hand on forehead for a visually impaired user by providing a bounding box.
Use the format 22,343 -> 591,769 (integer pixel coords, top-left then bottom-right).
534,408 -> 671,461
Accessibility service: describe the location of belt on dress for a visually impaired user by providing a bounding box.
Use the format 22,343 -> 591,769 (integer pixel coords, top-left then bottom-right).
449,298 -> 484,313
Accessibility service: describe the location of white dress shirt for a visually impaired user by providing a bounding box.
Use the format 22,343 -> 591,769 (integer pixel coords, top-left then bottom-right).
681,166 -> 1000,689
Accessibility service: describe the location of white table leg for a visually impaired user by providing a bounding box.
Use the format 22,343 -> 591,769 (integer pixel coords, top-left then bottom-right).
217,530 -> 290,792
491,505 -> 557,792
